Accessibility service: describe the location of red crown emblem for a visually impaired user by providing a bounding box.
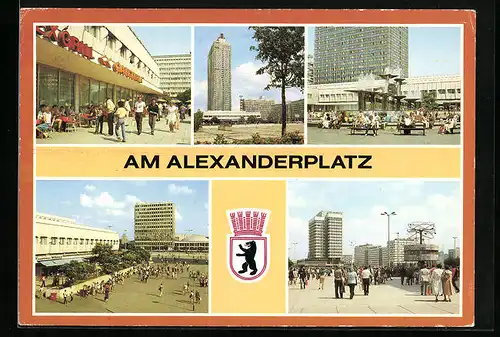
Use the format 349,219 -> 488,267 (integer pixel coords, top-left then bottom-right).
228,208 -> 270,236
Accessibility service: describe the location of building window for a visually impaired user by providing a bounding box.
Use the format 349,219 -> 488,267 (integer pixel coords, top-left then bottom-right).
59,238 -> 65,245
67,238 -> 72,245
37,65 -> 59,108
58,70 -> 74,107
79,76 -> 91,110
40,237 -> 47,245
98,81 -> 107,104
130,54 -> 136,65
73,238 -> 78,245
120,45 -> 128,58
50,237 -> 57,245
85,26 -> 99,39
107,33 -> 116,50
80,239 -> 84,245
447,89 -> 456,94
86,239 -> 89,245
90,79 -> 100,105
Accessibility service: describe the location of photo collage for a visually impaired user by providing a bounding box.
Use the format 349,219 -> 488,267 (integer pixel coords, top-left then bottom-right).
24,10 -> 471,326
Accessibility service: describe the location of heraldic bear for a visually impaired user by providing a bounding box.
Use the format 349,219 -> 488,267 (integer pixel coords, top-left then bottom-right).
236,240 -> 258,275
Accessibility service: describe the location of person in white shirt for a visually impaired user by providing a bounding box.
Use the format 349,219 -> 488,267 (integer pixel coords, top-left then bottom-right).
361,267 -> 372,295
346,268 -> 358,299
166,102 -> 179,133
420,264 -> 430,296
430,264 -> 444,302
114,100 -> 128,143
105,97 -> 116,136
134,96 -> 146,135
124,98 -> 131,126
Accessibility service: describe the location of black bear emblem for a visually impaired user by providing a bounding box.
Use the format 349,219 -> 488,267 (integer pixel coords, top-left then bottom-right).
236,240 -> 258,275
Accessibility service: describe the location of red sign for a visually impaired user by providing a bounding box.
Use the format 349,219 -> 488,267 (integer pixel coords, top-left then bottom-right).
112,62 -> 143,83
98,56 -> 112,68
36,26 -> 94,60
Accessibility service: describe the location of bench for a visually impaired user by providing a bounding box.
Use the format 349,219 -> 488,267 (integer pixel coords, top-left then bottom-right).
350,126 -> 378,136
397,123 -> 426,135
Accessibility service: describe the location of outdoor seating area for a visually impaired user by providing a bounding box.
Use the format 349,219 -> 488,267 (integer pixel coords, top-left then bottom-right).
397,122 -> 427,135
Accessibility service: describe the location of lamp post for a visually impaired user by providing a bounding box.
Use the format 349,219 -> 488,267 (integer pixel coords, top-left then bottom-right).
124,229 -> 128,250
349,241 -> 356,269
291,242 -> 298,262
381,212 -> 396,267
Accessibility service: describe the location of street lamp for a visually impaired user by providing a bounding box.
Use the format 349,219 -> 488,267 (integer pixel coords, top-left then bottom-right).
349,241 -> 356,269
381,212 -> 396,267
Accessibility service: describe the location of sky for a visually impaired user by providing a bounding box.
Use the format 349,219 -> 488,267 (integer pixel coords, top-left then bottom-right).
287,180 -> 461,260
130,26 -> 191,56
36,180 -> 209,239
194,26 -> 304,111
307,26 -> 461,77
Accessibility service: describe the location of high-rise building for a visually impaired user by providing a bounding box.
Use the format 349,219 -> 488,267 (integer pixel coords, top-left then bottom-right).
354,243 -> 375,266
239,96 -> 275,120
367,245 -> 382,267
134,202 -> 176,252
388,237 -> 418,265
341,254 -> 353,265
207,33 -> 232,111
308,211 -> 343,262
307,54 -> 314,85
314,26 -> 408,84
153,53 -> 191,96
448,247 -> 461,259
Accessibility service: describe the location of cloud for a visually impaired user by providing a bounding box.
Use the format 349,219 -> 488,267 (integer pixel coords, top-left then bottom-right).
194,61 -> 303,111
84,184 -> 96,192
176,209 -> 183,221
79,191 -> 140,217
168,183 -> 194,195
61,200 -> 72,206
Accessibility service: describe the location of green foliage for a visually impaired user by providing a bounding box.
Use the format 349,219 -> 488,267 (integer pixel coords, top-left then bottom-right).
214,134 -> 229,144
288,258 -> 294,269
60,261 -> 97,282
444,257 -> 460,268
422,92 -> 439,111
194,110 -> 204,132
239,116 -> 246,124
176,88 -> 191,104
249,26 -> 305,136
247,115 -> 258,124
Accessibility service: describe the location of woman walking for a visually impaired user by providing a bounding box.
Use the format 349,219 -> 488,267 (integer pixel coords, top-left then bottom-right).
429,264 -> 444,302
166,102 -> 178,133
346,268 -> 358,299
441,265 -> 454,302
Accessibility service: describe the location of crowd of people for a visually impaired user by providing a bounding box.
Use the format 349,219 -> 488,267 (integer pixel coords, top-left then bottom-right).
36,96 -> 191,141
288,263 -> 460,302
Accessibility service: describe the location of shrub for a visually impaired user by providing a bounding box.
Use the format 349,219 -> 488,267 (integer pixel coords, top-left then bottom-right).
214,134 -> 229,144
194,110 -> 203,132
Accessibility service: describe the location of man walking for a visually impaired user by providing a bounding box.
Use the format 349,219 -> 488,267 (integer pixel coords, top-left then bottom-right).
147,99 -> 159,135
134,96 -> 146,135
420,264 -> 430,295
106,96 -> 115,136
114,100 -> 128,143
333,266 -> 343,299
452,266 -> 460,293
361,266 -> 372,295
346,268 -> 358,299
124,97 -> 132,126
298,266 -> 307,289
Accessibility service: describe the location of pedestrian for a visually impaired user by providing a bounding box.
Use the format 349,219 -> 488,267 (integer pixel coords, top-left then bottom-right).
298,266 -> 307,289
361,266 -> 372,295
105,97 -> 115,136
40,275 -> 46,288
333,266 -> 343,298
158,283 -> 164,297
420,263 -> 430,296
346,268 -> 358,299
452,266 -> 460,293
134,96 -> 146,135
430,264 -> 444,302
63,290 -> 68,304
441,265 -> 454,302
104,283 -> 110,302
94,104 -> 105,134
147,99 -> 159,135
318,270 -> 325,290
114,100 -> 127,143
166,102 -> 178,133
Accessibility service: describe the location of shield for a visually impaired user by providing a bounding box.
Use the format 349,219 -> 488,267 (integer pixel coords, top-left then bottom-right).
228,235 -> 269,282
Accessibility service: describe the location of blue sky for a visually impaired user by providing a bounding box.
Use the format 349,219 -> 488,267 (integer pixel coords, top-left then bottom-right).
130,26 -> 191,56
287,180 -> 461,260
194,26 -> 304,111
307,26 -> 461,77
36,180 -> 209,239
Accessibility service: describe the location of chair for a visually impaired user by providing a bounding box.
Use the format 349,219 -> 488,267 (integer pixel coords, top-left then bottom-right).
65,117 -> 77,132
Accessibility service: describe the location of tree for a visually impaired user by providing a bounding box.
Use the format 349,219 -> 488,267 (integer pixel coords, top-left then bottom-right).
247,115 -> 258,124
249,27 -> 304,136
177,88 -> 191,104
194,110 -> 204,132
422,92 -> 439,111
60,261 -> 96,282
444,257 -> 460,267
288,258 -> 295,269
239,116 -> 246,124
210,116 -> 220,125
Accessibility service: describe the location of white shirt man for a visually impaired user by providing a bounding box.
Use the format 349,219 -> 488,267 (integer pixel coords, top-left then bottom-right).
134,98 -> 147,135
106,98 -> 115,113
420,266 -> 431,296
361,268 -> 372,295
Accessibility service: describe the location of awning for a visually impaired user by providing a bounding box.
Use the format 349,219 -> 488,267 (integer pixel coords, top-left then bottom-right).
38,257 -> 85,267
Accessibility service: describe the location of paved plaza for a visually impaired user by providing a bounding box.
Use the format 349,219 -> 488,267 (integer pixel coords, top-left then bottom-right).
194,123 -> 304,143
37,118 -> 191,145
36,265 -> 208,313
288,277 -> 460,314
307,127 -> 461,145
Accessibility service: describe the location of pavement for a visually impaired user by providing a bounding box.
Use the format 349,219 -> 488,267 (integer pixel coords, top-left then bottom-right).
194,123 -> 304,143
288,277 -> 460,314
35,265 -> 208,313
36,118 -> 191,145
307,127 -> 461,145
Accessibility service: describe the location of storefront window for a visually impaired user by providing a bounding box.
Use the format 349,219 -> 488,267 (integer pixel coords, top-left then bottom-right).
58,71 -> 74,108
90,79 -> 99,105
106,84 -> 114,103
79,76 -> 90,109
38,65 -> 59,107
98,81 -> 107,104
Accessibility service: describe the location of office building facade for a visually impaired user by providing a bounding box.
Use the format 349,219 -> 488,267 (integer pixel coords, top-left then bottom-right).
354,243 -> 375,266
207,33 -> 232,111
269,99 -> 305,123
134,202 -> 176,252
314,26 -> 408,84
308,211 -> 343,262
239,97 -> 275,120
153,53 -> 192,97
307,54 -> 314,85
388,237 -> 418,266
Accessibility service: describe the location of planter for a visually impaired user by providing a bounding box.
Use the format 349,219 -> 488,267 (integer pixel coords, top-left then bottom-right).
218,124 -> 232,131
